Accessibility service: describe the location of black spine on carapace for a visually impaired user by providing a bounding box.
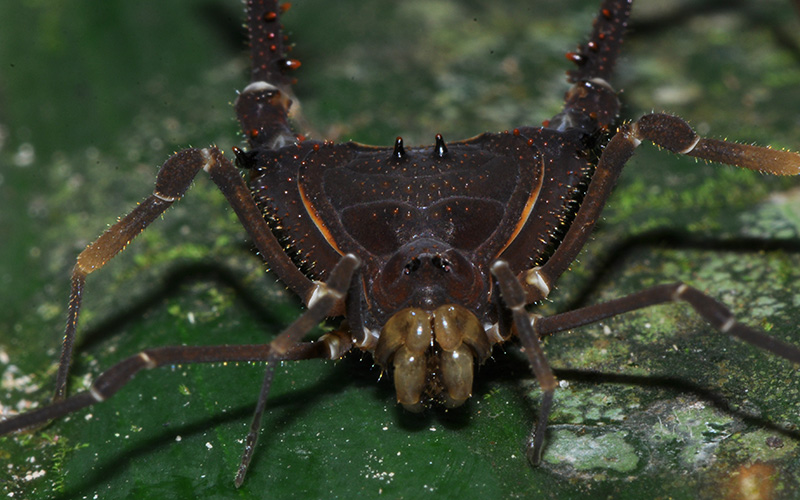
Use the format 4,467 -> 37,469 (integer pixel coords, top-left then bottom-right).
434,134 -> 448,158
392,136 -> 407,159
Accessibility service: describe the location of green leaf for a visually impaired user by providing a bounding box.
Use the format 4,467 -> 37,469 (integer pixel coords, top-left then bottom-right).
2,1 -> 800,499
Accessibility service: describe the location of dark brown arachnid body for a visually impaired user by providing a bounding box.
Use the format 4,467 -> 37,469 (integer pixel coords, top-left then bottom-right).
2,0 -> 800,490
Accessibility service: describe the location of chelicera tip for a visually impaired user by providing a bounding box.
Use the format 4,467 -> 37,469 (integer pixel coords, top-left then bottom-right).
2,0 -> 800,490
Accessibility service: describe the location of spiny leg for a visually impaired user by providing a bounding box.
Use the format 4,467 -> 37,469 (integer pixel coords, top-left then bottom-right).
56,0 -> 306,400
55,146 -> 316,400
490,260 -> 556,466
529,1 -> 800,299
534,282 -> 800,366
521,114 -> 800,303
566,0 -> 631,84
633,113 -> 800,175
234,253 -> 361,487
0,294 -> 356,436
509,111 -> 799,462
56,148 -> 203,400
237,0 -> 301,150
547,0 -> 631,132
3,254 -> 361,487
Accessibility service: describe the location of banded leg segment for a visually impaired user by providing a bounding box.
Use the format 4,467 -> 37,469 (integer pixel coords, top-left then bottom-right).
56,149 -> 203,399
536,282 -> 800,365
491,260 -> 556,466
522,113 -> 800,303
234,253 -> 361,487
55,147 -> 316,400
0,325 -> 354,436
2,256 -> 361,488
635,113 -> 800,175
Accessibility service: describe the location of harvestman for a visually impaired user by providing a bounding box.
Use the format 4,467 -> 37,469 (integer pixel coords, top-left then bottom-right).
2,0 -> 800,487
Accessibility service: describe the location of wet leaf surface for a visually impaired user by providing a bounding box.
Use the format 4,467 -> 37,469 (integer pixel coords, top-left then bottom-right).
2,1 -> 800,499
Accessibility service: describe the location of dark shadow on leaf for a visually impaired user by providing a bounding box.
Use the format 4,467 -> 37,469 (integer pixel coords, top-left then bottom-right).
54,354 -> 374,499
562,229 -> 800,314
74,258 -> 297,356
50,227 -> 800,496
553,368 -> 800,441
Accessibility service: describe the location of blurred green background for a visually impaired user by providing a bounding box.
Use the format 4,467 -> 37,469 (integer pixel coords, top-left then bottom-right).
1,0 -> 800,498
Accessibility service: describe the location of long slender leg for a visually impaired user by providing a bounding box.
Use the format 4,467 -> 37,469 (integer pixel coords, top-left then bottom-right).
505,279 -> 800,464
55,147 -> 316,400
536,282 -> 800,364
4,345 -> 302,436
1,317 -> 354,437
2,254 -> 360,488
234,253 -> 360,487
634,113 -> 800,175
490,260 -> 556,466
522,115 -> 800,302
56,2 -> 309,400
504,114 -> 799,463
487,274 -> 800,465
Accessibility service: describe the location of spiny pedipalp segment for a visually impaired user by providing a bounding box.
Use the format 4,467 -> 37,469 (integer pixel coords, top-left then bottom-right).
239,1 -> 299,149
247,1 -> 298,86
236,80 -> 296,149
566,0 -> 632,84
549,77 -> 620,132
547,0 -> 631,132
